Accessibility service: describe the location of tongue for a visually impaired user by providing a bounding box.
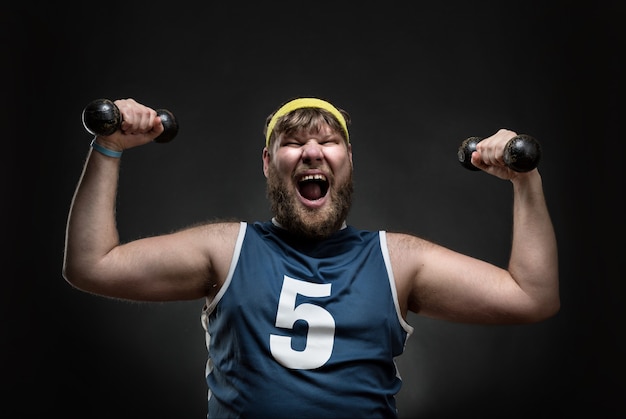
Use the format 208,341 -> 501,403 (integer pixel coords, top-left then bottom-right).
300,182 -> 322,200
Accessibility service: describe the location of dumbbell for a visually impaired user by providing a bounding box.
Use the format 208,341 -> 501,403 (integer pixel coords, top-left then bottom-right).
82,98 -> 179,143
457,134 -> 541,172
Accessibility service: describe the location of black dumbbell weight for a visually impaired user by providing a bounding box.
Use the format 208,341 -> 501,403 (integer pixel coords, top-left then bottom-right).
82,98 -> 179,143
457,134 -> 541,172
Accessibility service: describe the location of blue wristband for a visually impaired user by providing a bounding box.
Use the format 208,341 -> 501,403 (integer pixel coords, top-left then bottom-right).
90,138 -> 123,158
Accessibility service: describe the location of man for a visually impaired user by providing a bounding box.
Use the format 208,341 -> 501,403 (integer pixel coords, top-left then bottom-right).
63,97 -> 559,418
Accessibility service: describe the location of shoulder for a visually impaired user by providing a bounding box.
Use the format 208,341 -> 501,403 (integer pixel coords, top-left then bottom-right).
179,220 -> 245,265
385,231 -> 436,254
384,231 -> 438,291
182,221 -> 246,290
186,219 -> 244,235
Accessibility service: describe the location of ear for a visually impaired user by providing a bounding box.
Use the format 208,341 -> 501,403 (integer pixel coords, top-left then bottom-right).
262,147 -> 270,178
347,143 -> 353,162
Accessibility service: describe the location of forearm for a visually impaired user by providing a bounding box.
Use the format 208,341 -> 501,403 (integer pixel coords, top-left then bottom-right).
63,148 -> 122,287
508,170 -> 560,317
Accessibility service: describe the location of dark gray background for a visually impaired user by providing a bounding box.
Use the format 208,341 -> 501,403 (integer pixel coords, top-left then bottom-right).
4,1 -> 624,417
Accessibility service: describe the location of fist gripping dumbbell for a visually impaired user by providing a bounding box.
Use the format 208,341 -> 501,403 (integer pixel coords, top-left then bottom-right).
82,98 -> 179,143
457,134 -> 541,172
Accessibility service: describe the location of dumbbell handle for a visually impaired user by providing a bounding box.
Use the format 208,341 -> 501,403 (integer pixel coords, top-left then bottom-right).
81,98 -> 179,143
457,134 -> 541,172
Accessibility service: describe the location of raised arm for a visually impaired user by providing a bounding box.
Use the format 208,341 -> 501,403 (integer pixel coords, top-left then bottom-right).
390,129 -> 559,324
62,99 -> 239,302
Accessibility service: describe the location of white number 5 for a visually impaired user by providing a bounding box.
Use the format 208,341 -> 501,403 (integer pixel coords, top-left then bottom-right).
270,276 -> 335,369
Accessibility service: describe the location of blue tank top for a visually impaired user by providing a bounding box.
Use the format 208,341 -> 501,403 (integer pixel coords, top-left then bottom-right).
201,221 -> 413,418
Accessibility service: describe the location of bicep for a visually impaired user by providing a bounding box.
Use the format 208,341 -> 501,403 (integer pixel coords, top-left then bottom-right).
83,222 -> 240,302
389,233 -> 535,324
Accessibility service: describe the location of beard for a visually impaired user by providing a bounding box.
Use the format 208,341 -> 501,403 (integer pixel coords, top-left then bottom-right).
266,165 -> 353,240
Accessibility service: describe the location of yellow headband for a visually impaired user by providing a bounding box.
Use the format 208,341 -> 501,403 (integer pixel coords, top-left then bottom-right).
265,98 -> 349,147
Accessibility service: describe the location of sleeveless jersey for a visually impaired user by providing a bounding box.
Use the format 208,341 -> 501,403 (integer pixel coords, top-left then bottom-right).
201,221 -> 414,418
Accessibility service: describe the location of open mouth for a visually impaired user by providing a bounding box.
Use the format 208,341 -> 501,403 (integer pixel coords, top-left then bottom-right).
297,174 -> 329,201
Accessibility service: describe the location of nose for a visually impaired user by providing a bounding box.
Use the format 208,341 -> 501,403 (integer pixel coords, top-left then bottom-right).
301,140 -> 323,163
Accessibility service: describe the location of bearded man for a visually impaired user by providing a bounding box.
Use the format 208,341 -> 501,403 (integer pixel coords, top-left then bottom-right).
63,97 -> 559,419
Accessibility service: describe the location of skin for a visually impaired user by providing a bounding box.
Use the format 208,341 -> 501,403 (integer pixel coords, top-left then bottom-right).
264,124 -> 353,240
63,98 -> 560,325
